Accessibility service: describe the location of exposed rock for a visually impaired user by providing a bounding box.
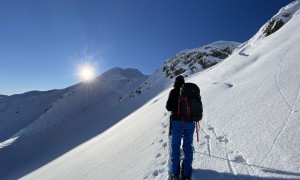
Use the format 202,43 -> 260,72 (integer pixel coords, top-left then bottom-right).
263,19 -> 285,36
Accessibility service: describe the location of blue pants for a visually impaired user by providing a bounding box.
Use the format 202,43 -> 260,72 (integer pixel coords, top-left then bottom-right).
170,120 -> 195,177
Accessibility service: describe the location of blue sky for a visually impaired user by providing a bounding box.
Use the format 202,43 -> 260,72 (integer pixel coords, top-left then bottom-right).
0,0 -> 293,95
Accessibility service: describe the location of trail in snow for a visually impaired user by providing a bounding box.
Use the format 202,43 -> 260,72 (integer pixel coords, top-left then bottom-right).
261,49 -> 300,166
2,2 -> 300,179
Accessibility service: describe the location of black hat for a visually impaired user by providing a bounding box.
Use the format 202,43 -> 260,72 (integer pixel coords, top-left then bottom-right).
175,75 -> 185,84
174,75 -> 185,89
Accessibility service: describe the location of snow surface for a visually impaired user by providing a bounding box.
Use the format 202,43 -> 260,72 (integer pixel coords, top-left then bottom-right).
1,1 -> 300,179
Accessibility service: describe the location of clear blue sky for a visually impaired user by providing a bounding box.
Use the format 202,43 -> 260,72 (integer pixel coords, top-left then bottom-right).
0,0 -> 293,95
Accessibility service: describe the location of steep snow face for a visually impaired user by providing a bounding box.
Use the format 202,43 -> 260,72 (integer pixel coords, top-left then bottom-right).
2,1 -> 300,180
262,0 -> 300,36
237,0 -> 300,57
0,89 -> 70,142
18,1 -> 300,180
162,41 -> 240,79
0,67 -> 149,179
0,67 -> 148,148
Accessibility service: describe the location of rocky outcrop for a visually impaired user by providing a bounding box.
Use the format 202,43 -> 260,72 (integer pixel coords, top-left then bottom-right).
162,42 -> 240,78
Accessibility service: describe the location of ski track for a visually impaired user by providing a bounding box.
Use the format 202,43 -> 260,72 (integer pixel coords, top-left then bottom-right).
194,53 -> 300,178
274,53 -> 293,110
218,68 -> 275,133
139,55 -> 300,179
261,83 -> 300,165
261,54 -> 300,165
225,149 -> 236,176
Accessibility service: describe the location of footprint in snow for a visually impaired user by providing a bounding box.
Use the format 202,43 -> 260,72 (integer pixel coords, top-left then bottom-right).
161,123 -> 168,128
233,155 -> 247,163
204,135 -> 210,140
152,168 -> 165,177
213,82 -> 234,88
208,126 -> 214,131
224,83 -> 233,88
152,170 -> 159,177
156,153 -> 161,158
200,142 -> 206,147
216,136 -> 229,143
161,123 -> 168,129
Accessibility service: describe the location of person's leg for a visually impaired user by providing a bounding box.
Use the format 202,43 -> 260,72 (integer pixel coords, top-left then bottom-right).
182,122 -> 195,177
170,121 -> 182,176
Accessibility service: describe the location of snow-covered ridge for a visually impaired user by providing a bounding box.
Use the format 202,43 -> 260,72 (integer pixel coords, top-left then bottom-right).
263,0 -> 300,35
127,41 -> 240,99
0,89 -> 70,143
162,41 -> 240,79
97,67 -> 147,81
0,67 -> 148,149
236,0 -> 300,55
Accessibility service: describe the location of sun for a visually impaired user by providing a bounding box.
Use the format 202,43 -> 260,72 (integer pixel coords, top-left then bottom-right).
79,64 -> 96,81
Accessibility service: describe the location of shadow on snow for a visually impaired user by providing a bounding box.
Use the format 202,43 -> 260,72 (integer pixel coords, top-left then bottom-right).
193,169 -> 300,180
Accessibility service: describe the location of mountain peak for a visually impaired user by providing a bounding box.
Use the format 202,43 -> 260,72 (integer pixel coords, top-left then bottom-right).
162,41 -> 240,78
97,67 -> 146,81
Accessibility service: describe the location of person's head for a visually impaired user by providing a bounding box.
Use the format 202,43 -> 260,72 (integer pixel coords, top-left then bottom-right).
174,75 -> 185,89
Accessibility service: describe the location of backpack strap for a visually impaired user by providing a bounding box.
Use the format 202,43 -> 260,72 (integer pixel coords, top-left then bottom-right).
184,96 -> 190,120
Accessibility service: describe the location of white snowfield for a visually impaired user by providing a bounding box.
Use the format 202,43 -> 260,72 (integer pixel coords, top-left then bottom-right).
1,1 -> 300,179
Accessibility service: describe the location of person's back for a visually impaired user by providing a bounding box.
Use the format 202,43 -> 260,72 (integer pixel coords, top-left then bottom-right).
166,75 -> 199,180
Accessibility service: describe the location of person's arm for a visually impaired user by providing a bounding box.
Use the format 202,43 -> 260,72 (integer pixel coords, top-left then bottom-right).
166,89 -> 175,111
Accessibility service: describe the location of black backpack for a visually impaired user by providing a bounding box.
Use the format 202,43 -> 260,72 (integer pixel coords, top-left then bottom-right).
178,82 -> 203,122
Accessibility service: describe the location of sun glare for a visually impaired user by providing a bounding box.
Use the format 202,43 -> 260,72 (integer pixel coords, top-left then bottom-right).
79,64 -> 96,81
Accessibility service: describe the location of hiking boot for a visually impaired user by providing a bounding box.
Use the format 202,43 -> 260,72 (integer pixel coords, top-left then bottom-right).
182,176 -> 191,180
171,174 -> 179,180
181,163 -> 184,176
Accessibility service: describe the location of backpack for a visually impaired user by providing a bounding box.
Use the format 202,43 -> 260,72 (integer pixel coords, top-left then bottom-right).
178,82 -> 203,122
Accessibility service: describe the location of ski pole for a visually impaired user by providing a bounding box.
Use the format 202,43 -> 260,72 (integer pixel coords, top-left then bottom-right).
169,116 -> 172,136
196,121 -> 200,142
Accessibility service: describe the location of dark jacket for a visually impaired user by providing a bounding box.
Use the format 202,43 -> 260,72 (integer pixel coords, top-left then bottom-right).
166,88 -> 181,120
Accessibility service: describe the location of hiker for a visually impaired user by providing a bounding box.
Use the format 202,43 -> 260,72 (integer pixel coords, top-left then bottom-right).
166,75 -> 202,180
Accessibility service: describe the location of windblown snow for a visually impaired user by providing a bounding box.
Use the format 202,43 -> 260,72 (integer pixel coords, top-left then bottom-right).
1,1 -> 300,179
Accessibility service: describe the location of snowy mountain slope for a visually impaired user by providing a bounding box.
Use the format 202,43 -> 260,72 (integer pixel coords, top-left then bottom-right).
17,1 -> 300,180
1,1 -> 300,179
127,41 -> 240,100
0,68 -> 148,178
0,89 -> 71,142
0,42 -> 237,179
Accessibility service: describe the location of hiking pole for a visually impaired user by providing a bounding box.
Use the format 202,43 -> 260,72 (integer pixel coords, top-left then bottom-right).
196,121 -> 200,142
169,116 -> 172,136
